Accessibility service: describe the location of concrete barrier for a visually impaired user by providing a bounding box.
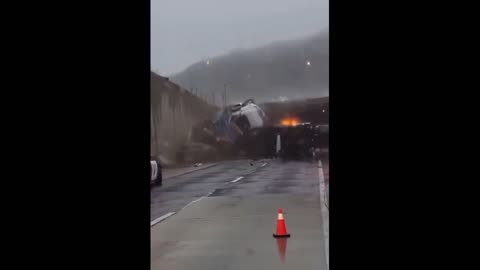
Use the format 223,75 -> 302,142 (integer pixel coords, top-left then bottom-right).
151,72 -> 218,164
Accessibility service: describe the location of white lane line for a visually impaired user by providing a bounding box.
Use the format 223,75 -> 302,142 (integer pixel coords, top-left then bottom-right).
182,196 -> 206,210
150,212 -> 175,227
154,191 -> 215,227
181,189 -> 215,210
231,176 -> 244,183
151,161 -> 263,228
242,162 -> 268,176
318,160 -> 329,269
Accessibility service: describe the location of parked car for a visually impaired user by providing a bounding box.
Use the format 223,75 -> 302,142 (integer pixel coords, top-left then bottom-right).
150,157 -> 162,186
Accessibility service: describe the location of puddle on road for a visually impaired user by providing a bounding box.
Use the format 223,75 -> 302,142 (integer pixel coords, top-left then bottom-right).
275,238 -> 288,263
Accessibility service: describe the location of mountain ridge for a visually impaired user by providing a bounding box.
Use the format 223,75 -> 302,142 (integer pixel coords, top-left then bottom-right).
170,31 -> 329,104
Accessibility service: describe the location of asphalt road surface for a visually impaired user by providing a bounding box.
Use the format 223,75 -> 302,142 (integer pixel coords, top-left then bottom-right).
151,158 -> 328,270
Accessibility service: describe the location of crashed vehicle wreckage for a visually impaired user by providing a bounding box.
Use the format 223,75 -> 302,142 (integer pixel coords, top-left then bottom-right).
187,98 -> 328,160
191,99 -> 267,154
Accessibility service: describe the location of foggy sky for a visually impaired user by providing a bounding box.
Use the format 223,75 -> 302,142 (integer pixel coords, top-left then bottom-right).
151,0 -> 329,76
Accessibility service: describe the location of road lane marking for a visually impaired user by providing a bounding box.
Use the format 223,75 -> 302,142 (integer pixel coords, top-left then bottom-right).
318,160 -> 329,269
242,161 -> 268,176
151,160 -> 264,228
181,189 -> 215,210
182,196 -> 206,209
231,176 -> 244,183
150,212 -> 175,227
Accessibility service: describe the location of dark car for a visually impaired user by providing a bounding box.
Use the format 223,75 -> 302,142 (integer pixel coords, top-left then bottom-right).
150,157 -> 162,186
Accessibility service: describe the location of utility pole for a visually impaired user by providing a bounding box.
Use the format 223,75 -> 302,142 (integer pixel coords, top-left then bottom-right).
223,84 -> 227,106
221,88 -> 224,107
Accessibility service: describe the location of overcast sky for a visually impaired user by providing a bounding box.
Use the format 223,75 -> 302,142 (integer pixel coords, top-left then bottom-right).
151,0 -> 328,76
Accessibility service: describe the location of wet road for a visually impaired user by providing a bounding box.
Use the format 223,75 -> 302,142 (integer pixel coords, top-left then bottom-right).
151,159 -> 328,270
151,160 -> 266,221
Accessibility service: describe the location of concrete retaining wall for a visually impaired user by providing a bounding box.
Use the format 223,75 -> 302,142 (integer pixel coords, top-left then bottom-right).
151,72 -> 218,164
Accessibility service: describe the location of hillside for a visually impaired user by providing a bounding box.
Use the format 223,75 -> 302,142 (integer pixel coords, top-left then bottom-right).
170,31 -> 328,104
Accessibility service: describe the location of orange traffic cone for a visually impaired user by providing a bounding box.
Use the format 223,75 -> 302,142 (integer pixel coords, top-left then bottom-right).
273,208 -> 290,238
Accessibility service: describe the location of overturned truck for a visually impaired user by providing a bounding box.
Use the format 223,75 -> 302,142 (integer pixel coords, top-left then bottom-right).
191,99 -> 328,160
191,99 -> 267,156
272,123 -> 328,160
